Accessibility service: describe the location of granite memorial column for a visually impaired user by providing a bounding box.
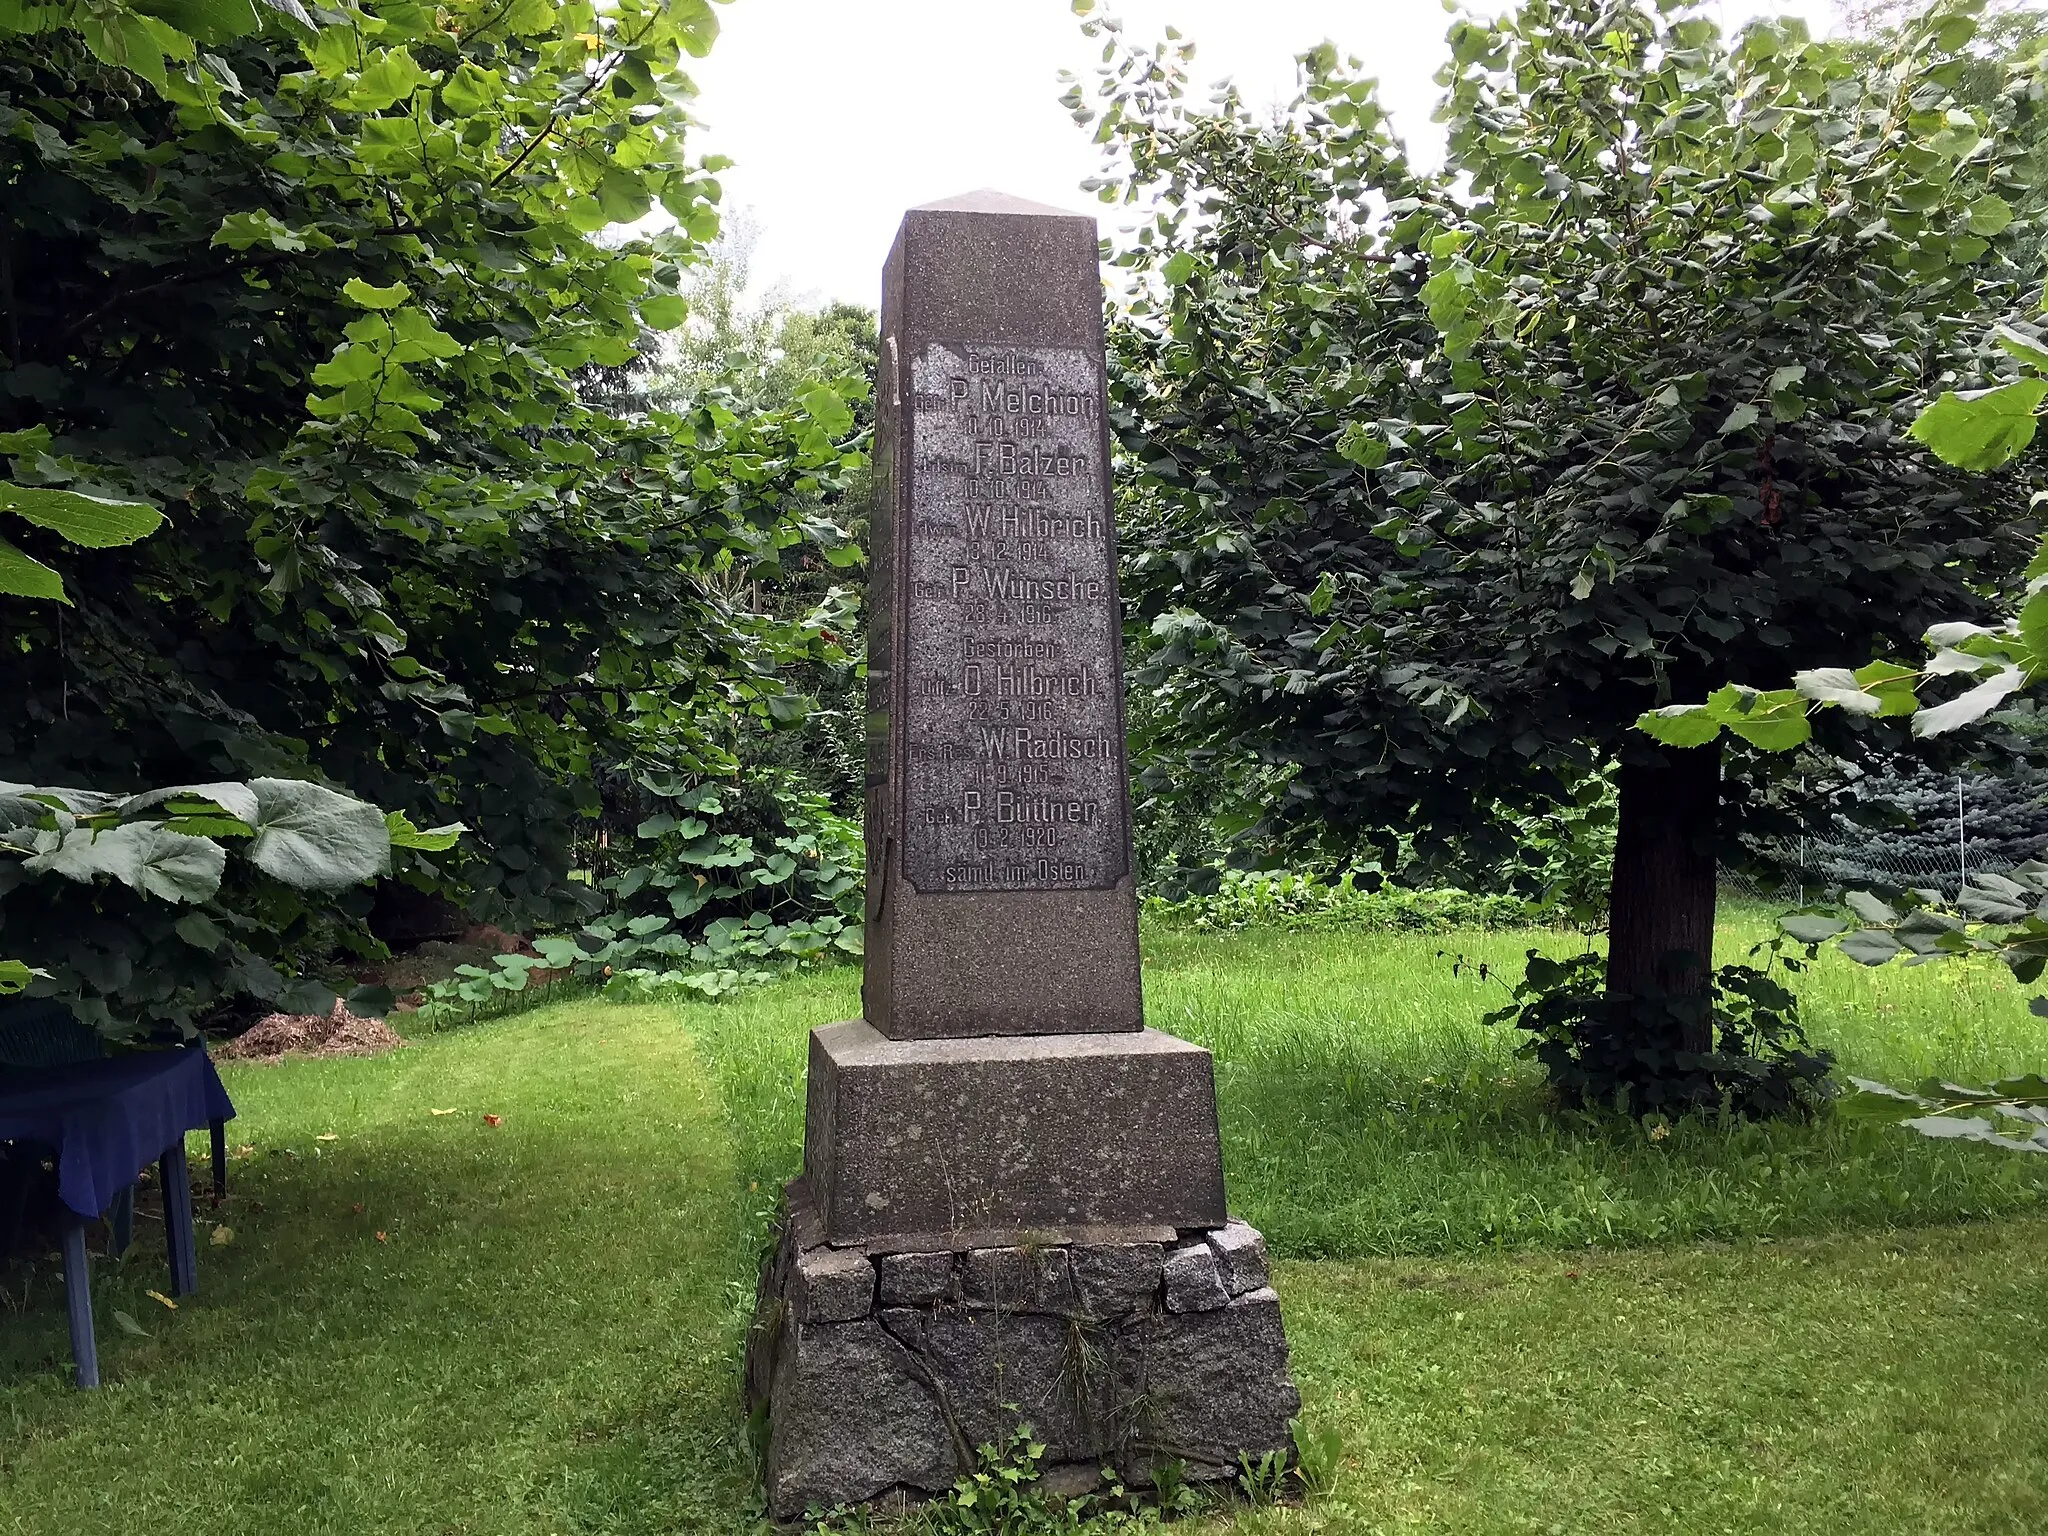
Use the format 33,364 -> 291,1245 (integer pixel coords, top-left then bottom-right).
746,190 -> 1298,1520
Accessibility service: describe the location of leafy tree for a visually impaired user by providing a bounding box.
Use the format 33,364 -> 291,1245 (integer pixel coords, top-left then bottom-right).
623,219 -> 880,431
603,227 -> 878,817
1077,0 -> 2045,1102
1644,202 -> 2048,1142
0,427 -> 161,600
0,0 -> 315,105
0,451 -> 458,1026
1,0 -> 869,1033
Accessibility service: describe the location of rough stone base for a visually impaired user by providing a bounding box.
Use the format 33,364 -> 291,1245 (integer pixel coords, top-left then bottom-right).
745,1180 -> 1299,1521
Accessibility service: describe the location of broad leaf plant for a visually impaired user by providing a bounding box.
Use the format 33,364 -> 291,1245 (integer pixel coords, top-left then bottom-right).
2,0 -> 872,1037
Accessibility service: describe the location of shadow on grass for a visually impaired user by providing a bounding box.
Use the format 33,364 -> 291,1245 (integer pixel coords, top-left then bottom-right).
0,1113 -> 765,1536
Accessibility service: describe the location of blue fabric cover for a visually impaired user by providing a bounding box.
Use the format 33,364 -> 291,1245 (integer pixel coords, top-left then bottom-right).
0,1051 -> 235,1219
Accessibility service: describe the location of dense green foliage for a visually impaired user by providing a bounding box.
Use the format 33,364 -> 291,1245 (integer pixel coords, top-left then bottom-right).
628,225 -> 880,422
616,244 -> 881,826
1841,1064 -> 2048,1149
0,775 -> 456,1033
1481,945 -> 1835,1117
1640,300 -> 2048,757
0,0 -> 870,1036
1082,0 -> 2043,868
0,424 -> 161,600
1141,868 -> 1533,933
409,778 -> 864,1023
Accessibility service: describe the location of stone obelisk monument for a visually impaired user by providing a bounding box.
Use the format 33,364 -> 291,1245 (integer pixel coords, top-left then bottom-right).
745,190 -> 1297,1519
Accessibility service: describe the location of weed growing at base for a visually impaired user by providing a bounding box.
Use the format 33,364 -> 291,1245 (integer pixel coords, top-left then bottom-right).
799,1418 -> 1332,1534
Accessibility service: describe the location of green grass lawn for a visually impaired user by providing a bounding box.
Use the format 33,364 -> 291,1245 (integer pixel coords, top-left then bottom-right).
3,920 -> 2046,1533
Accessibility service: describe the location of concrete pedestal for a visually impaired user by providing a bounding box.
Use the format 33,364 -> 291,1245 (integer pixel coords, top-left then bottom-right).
803,1020 -> 1227,1249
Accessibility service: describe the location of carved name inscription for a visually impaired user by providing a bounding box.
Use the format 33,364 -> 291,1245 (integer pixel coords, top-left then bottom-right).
901,342 -> 1127,893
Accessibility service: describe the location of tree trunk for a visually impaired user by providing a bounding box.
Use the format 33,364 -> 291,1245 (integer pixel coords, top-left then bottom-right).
1607,743 -> 1721,1049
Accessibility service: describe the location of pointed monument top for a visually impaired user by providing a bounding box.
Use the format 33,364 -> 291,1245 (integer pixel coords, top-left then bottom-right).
912,187 -> 1087,218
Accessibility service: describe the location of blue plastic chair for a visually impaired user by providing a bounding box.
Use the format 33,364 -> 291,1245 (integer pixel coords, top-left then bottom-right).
0,1000 -> 229,1251
0,1000 -> 138,1257
1,1000 -> 233,1388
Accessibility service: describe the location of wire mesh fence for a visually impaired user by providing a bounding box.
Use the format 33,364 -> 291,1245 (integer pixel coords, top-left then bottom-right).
1719,846 -> 1966,907
1723,771 -> 2048,907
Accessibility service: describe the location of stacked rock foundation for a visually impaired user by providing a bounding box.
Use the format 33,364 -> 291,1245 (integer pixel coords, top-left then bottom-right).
746,1180 -> 1298,1520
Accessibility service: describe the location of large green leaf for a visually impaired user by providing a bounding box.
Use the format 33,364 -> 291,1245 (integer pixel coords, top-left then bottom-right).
175,911 -> 227,950
1,484 -> 163,547
1914,666 -> 2026,737
1709,685 -> 1810,751
135,0 -> 260,43
1835,1077 -> 1928,1119
1717,402 -> 1759,435
341,277 -> 409,311
23,822 -> 226,903
1839,927 -> 1904,966
386,809 -> 465,851
252,0 -> 313,27
797,383 -> 853,438
117,781 -> 261,823
1792,667 -> 1881,716
1899,1113 -> 2048,1152
0,782 -> 121,821
344,46 -> 433,113
1993,323 -> 2048,371
1778,914 -> 1846,944
639,294 -> 688,331
1844,891 -> 1898,924
1336,422 -> 1389,469
1908,380 -> 2048,471
1635,704 -> 1721,747
345,983 -> 397,1016
129,825 -> 230,901
0,535 -> 66,601
212,211 -> 311,252
246,779 -> 390,889
1853,659 -> 1921,717
2020,589 -> 2048,677
1966,194 -> 2014,236
672,0 -> 719,56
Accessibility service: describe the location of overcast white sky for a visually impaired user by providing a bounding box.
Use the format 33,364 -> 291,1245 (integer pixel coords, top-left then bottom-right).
682,0 -> 1841,308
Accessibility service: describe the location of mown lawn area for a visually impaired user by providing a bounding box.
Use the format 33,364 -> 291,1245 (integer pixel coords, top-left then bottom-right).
3,919 -> 2046,1534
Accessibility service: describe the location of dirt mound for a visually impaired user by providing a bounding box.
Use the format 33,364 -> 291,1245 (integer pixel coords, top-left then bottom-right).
356,924 -> 539,1001
215,1002 -> 406,1063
